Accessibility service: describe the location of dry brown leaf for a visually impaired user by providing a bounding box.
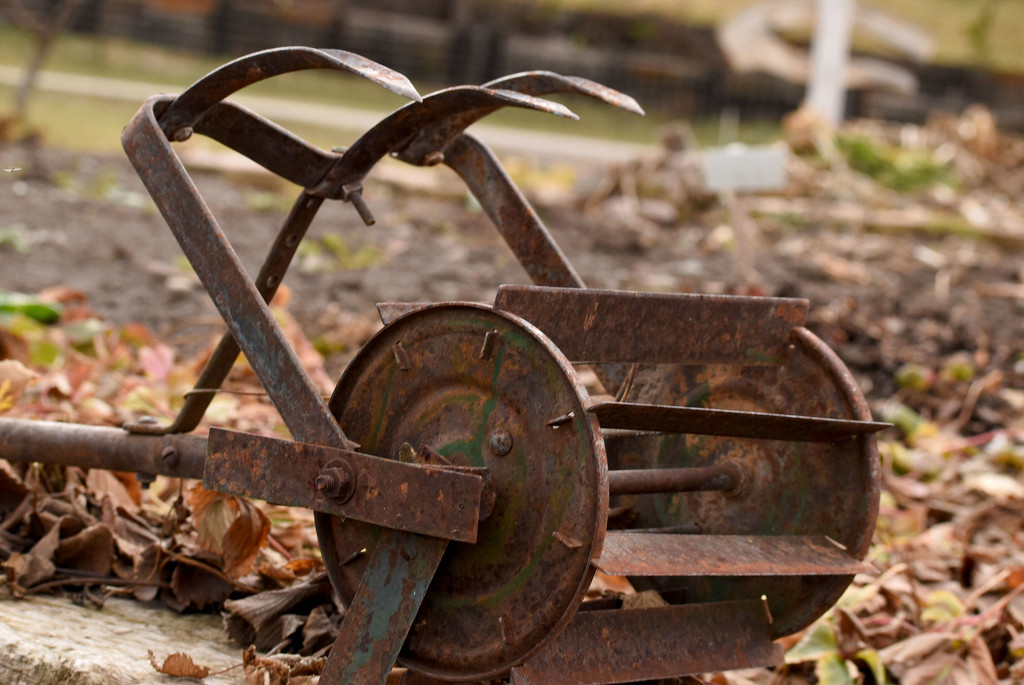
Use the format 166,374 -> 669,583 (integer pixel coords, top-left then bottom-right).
189,486 -> 242,555
901,652 -> 974,685
168,561 -> 234,611
53,522 -> 114,576
0,359 -> 38,412
2,515 -> 63,588
284,558 -> 322,576
222,498 -> 270,579
243,645 -> 291,685
148,649 -> 211,679
86,469 -> 138,512
965,635 -> 999,685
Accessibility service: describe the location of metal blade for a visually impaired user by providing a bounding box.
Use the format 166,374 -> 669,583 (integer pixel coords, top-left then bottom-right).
495,285 -> 808,365
585,402 -> 888,443
317,86 -> 579,194
511,601 -> 783,685
593,532 -> 876,577
484,70 -> 645,115
158,46 -> 421,138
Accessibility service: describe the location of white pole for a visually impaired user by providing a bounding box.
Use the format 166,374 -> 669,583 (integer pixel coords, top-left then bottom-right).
806,0 -> 856,127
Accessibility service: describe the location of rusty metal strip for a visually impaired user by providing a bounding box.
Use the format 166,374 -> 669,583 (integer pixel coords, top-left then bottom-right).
445,137 -> 586,289
793,326 -> 882,561
191,101 -> 338,188
320,528 -> 448,685
0,417 -> 206,480
122,96 -> 351,450
483,71 -> 645,115
586,402 -> 888,442
510,601 -> 784,685
593,532 -> 875,577
396,71 -> 642,167
205,428 -> 484,543
158,46 -> 421,138
495,285 -> 808,365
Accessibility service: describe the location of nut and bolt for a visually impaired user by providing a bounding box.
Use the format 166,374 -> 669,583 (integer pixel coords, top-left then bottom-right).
488,428 -> 513,457
315,461 -> 355,503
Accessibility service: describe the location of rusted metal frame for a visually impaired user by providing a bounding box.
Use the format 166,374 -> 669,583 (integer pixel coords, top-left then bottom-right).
593,532 -> 875,577
124,96 -> 452,685
444,135 -> 585,288
494,285 -> 810,365
157,46 -> 422,140
0,417 -> 205,480
607,463 -> 739,496
122,97 -> 348,449
189,101 -> 338,188
320,528 -> 449,685
585,401 -> 887,442
792,326 -> 882,561
205,428 -> 485,542
442,135 -> 630,394
128,191 -> 325,436
510,600 -> 784,685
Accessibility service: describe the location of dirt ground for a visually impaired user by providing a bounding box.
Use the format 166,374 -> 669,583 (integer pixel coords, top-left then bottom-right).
3,138 -> 1024,432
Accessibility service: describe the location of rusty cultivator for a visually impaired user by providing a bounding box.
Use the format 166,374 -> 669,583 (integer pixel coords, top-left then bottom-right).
0,48 -> 885,684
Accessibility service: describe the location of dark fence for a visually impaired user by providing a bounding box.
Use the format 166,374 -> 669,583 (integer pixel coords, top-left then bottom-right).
8,0 -> 1024,129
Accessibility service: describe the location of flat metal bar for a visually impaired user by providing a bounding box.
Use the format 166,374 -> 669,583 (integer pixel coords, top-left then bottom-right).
587,402 -> 888,443
607,464 -> 738,496
192,102 -> 337,188
494,285 -> 808,365
510,600 -> 784,685
0,417 -> 206,480
447,138 -> 585,291
122,97 -> 351,451
204,428 -> 483,543
593,532 -> 875,577
320,528 -> 448,685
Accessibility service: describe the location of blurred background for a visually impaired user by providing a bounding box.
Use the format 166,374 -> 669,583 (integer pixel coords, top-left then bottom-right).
2,0 -> 1024,150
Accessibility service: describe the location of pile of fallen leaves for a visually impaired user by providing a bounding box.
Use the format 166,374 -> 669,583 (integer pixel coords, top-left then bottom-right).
0,285 -> 358,683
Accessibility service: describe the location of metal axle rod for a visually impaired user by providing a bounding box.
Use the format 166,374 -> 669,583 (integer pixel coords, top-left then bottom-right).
608,463 -> 740,496
0,417 -> 206,480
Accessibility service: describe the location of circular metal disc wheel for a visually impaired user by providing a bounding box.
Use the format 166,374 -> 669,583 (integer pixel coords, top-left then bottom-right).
608,327 -> 880,638
316,304 -> 607,681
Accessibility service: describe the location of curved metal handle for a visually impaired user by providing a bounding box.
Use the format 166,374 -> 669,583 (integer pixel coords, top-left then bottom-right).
157,46 -> 422,139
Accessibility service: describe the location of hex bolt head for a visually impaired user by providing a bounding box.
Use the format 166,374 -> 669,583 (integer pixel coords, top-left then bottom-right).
488,428 -> 513,457
315,462 -> 355,503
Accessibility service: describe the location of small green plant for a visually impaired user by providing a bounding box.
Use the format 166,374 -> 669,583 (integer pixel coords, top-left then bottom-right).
835,133 -> 957,193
